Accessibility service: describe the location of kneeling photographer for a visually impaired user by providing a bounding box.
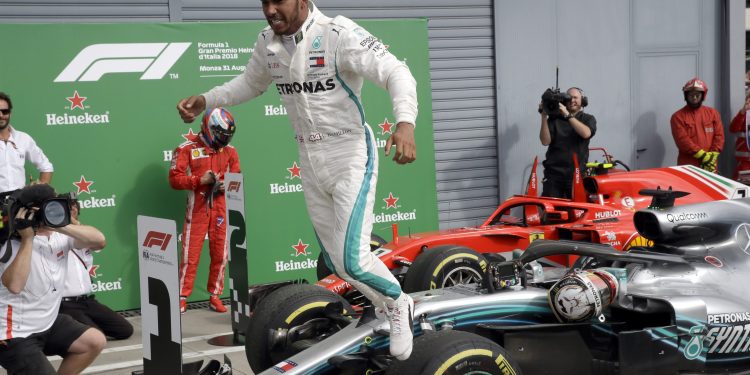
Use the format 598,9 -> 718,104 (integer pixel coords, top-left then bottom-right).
0,184 -> 107,375
539,87 -> 597,198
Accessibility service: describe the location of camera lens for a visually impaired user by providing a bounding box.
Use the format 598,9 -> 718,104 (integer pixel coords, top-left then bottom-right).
42,200 -> 68,227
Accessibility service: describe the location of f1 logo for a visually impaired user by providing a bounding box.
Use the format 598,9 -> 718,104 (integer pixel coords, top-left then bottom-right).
54,43 -> 191,82
143,231 -> 172,251
227,181 -> 242,193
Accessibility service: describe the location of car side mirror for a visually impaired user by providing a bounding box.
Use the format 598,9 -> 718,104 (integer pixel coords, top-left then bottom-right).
546,210 -> 569,221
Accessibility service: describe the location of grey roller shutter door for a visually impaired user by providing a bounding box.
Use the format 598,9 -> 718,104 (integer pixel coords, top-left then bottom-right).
0,1 -> 172,23
1,0 -> 498,230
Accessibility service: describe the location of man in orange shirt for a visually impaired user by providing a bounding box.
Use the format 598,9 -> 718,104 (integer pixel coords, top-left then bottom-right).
730,94 -> 750,182
670,78 -> 724,172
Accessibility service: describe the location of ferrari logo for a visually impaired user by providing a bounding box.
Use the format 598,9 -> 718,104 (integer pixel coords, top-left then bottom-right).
529,233 -> 544,242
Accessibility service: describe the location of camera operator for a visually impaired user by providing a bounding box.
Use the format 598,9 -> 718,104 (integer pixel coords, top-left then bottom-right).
0,184 -> 107,375
539,87 -> 597,198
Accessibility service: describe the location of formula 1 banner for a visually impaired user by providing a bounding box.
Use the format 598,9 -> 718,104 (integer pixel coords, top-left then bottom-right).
0,20 -> 437,311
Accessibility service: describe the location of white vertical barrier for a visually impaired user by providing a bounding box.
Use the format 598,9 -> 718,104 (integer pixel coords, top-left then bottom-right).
137,216 -> 182,374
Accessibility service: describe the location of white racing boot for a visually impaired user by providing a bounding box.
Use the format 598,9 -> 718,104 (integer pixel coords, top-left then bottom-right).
386,293 -> 414,360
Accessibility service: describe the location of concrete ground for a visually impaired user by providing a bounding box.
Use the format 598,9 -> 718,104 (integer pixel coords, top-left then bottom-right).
0,302 -> 255,375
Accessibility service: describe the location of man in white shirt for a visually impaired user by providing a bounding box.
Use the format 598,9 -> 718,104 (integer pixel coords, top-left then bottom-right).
59,201 -> 133,340
0,184 -> 107,375
0,92 -> 54,195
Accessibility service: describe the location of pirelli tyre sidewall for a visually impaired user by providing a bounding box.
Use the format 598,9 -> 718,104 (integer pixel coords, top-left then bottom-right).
386,330 -> 523,375
245,284 -> 354,373
316,232 -> 388,280
402,245 -> 487,293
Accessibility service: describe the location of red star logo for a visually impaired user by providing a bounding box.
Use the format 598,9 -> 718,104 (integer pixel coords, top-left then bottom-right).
181,128 -> 198,141
378,118 -> 394,135
292,239 -> 309,257
73,175 -> 94,194
287,162 -> 301,179
66,91 -> 87,110
384,192 -> 399,209
89,264 -> 100,278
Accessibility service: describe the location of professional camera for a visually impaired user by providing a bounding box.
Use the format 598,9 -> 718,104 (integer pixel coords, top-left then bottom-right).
0,185 -> 75,262
538,66 -> 572,119
0,185 -> 75,231
540,88 -> 571,118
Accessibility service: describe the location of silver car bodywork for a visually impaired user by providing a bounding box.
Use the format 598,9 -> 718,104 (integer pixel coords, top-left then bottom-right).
256,198 -> 750,375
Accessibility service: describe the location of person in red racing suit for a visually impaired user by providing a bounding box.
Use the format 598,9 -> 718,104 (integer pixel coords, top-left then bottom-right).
730,95 -> 750,182
169,108 -> 240,313
670,77 -> 724,172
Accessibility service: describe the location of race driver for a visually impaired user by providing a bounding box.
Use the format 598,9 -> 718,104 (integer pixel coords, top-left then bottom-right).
176,0 -> 418,360
670,77 -> 724,172
169,108 -> 241,314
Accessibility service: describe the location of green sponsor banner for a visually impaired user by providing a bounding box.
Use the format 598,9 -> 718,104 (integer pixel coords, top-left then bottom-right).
0,20 -> 437,311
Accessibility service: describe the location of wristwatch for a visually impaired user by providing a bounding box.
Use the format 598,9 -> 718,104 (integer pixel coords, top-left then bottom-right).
564,113 -> 572,120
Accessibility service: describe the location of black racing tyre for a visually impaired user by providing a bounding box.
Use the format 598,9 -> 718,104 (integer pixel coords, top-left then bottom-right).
245,284 -> 354,373
315,232 -> 388,280
402,245 -> 487,293
386,330 -> 523,375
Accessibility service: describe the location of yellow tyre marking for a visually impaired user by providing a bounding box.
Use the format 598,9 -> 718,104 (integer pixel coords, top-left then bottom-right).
284,301 -> 329,324
496,355 -> 517,375
435,349 -> 493,374
432,253 -> 479,277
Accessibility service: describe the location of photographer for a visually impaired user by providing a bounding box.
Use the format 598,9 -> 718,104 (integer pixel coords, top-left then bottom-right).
539,87 -> 597,198
0,184 -> 107,375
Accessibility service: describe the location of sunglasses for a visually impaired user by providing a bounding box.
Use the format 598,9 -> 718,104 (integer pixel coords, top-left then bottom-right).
0,109 -> 10,115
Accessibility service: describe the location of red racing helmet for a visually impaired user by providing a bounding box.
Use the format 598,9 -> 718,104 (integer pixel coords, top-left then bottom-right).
682,78 -> 708,98
200,107 -> 236,149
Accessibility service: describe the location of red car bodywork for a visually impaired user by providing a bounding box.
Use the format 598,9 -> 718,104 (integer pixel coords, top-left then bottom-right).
317,165 -> 749,296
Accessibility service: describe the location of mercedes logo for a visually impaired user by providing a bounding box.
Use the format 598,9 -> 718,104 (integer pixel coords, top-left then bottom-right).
734,223 -> 750,256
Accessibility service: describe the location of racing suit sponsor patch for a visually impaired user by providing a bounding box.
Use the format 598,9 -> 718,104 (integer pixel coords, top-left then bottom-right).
191,148 -> 209,159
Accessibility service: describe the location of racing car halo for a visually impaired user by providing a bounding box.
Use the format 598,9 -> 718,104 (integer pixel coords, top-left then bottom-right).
248,197 -> 750,375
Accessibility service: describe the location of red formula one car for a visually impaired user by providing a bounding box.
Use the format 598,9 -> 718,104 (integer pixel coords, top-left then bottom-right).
254,161 -> 750,308
243,162 -> 750,373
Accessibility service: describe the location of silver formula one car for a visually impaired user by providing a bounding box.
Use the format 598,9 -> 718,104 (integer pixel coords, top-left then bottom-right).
248,197 -> 750,375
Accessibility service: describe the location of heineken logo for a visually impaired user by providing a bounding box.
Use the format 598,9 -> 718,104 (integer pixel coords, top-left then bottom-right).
373,209 -> 417,224
274,238 -> 317,272
47,91 -> 110,126
74,175 -> 94,194
383,192 -> 399,209
91,277 -> 123,292
269,162 -> 304,195
71,175 -> 117,209
287,162 -> 301,179
378,118 -> 394,135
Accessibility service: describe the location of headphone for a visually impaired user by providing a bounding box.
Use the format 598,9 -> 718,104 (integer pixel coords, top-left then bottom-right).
570,87 -> 588,107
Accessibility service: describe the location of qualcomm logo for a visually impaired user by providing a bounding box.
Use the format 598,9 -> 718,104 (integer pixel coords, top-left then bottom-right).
55,42 -> 191,82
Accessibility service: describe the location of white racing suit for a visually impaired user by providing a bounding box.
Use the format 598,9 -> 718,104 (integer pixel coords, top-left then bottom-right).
203,3 -> 418,306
